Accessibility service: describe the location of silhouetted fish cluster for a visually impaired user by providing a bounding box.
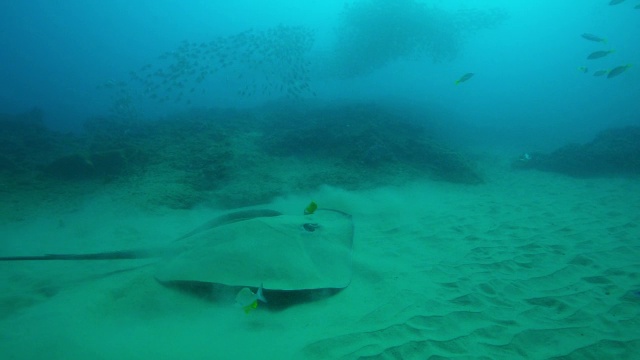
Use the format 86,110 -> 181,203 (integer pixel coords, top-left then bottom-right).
329,1 -> 507,78
576,2 -> 635,79
100,25 -> 315,108
578,34 -> 632,79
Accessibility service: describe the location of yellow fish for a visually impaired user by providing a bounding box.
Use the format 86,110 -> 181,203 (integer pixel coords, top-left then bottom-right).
455,73 -> 474,85
587,50 -> 615,60
607,64 -> 632,79
304,201 -> 318,215
235,283 -> 267,314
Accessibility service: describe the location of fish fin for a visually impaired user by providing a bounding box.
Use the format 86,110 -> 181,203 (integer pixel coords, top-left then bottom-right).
257,283 -> 268,303
454,80 -> 460,85
243,300 -> 258,314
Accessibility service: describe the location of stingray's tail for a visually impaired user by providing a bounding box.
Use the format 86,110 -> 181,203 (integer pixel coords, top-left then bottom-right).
0,248 -> 173,261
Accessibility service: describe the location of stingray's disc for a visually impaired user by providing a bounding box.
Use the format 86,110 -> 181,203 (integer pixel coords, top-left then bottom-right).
154,209 -> 354,291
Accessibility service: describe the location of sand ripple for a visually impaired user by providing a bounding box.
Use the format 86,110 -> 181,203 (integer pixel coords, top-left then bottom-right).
300,177 -> 640,359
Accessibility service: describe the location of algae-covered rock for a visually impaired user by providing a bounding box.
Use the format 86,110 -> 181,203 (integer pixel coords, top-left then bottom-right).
512,126 -> 640,177
44,153 -> 95,180
5,103 -> 484,211
260,104 -> 483,184
44,149 -> 129,180
90,149 -> 127,178
0,154 -> 17,173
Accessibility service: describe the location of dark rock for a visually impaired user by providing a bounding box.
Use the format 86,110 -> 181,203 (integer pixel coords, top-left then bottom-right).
44,153 -> 95,180
512,126 -> 640,177
261,103 -> 483,184
90,149 -> 127,177
44,149 -> 129,180
0,154 -> 17,173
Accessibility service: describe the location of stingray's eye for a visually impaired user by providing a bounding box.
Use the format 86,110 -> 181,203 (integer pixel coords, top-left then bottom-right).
303,223 -> 319,232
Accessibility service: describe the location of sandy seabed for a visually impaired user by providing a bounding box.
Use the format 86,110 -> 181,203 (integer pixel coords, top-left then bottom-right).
1,163 -> 639,359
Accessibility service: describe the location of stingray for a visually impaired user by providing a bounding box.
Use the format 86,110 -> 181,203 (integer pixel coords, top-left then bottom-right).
0,208 -> 355,297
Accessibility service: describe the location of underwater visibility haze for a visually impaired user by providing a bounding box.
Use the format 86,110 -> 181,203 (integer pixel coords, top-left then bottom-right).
1,0 -> 638,143
1,1 -> 640,359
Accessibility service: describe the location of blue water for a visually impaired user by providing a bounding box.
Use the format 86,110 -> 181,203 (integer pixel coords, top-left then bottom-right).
1,0 -> 638,151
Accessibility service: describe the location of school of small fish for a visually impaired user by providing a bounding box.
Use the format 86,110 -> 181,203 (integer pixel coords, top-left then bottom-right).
99,0 -> 634,114
99,25 -> 315,107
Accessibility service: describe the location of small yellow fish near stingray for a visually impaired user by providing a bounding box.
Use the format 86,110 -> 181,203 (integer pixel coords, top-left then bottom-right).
304,201 -> 318,215
455,73 -> 474,85
235,283 -> 268,314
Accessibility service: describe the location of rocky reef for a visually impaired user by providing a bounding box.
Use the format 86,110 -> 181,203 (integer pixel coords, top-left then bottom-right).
512,126 -> 640,177
2,102 -> 482,209
260,102 -> 482,184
